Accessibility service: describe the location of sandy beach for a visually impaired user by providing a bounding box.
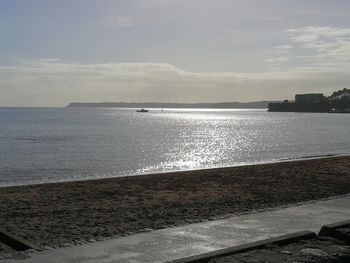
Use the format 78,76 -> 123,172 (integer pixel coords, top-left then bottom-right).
0,156 -> 349,250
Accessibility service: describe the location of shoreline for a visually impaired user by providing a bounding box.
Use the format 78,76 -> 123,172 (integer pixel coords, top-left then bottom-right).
0,153 -> 347,189
0,156 -> 349,252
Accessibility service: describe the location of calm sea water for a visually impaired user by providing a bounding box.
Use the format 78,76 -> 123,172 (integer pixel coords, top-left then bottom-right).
0,107 -> 349,186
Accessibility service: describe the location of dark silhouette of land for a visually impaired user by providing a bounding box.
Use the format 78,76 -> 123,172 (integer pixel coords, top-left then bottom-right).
66,101 -> 274,109
268,93 -> 329,113
268,88 -> 350,113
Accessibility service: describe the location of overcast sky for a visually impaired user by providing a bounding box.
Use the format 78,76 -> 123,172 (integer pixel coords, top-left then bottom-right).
1,0 -> 350,106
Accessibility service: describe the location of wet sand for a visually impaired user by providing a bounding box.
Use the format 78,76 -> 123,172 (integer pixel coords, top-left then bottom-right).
0,156 -> 349,250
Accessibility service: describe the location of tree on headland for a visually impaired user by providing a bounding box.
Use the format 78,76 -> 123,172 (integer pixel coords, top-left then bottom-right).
328,88 -> 350,111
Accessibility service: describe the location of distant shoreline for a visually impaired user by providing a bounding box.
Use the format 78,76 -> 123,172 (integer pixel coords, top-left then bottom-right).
66,101 -> 276,109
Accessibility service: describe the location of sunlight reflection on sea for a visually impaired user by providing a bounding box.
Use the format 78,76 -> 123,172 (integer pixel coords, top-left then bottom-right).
0,108 -> 349,185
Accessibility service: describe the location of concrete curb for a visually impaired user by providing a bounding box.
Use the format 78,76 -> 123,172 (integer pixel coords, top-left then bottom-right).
169,219 -> 350,263
318,219 -> 350,243
167,230 -> 316,263
318,219 -> 350,230
0,228 -> 41,252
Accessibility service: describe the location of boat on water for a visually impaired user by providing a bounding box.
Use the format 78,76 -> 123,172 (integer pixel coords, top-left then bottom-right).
136,108 -> 148,112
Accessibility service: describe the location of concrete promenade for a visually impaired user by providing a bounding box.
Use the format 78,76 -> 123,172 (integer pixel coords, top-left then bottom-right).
3,194 -> 350,263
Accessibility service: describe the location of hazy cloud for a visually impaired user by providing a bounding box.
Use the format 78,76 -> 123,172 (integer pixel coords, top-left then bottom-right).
1,59 -> 350,106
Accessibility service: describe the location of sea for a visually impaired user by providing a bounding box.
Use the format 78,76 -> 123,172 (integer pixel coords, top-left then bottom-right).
0,107 -> 349,186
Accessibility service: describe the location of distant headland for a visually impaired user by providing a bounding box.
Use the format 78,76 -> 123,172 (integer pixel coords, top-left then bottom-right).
268,88 -> 350,113
66,101 -> 275,109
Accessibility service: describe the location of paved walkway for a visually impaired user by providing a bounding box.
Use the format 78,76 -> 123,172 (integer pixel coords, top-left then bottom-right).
3,195 -> 350,263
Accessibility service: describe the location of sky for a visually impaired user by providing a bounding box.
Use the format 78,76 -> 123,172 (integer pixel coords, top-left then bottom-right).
1,0 -> 350,106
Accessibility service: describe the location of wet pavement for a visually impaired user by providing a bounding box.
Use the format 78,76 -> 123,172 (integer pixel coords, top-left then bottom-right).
2,194 -> 350,263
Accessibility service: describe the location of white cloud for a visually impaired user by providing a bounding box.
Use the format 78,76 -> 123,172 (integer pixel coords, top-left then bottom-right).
265,26 -> 350,72
274,45 -> 293,54
288,26 -> 350,61
264,57 -> 289,63
102,16 -> 156,28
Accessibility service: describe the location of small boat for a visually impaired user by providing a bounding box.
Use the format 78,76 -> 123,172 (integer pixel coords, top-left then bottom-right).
136,108 -> 148,112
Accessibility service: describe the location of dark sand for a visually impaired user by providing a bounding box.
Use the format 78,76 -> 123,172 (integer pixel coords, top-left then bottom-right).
0,156 -> 349,250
